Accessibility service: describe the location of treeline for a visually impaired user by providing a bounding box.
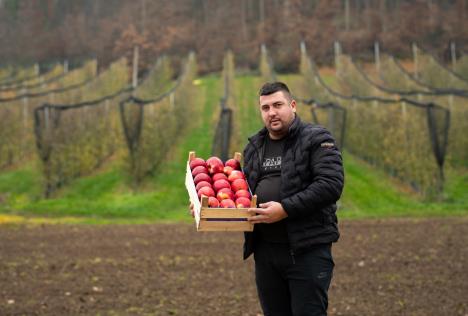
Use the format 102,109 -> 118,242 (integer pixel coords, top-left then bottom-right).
0,0 -> 467,73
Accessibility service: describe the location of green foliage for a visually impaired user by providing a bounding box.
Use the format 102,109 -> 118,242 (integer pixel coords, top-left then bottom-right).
0,60 -> 97,170
299,50 -> 456,197
377,56 -> 427,91
0,75 -> 221,221
134,56 -> 174,99
0,65 -> 466,222
123,53 -> 198,185
340,153 -> 468,218
35,59 -> 128,196
415,47 -> 468,90
454,55 -> 468,80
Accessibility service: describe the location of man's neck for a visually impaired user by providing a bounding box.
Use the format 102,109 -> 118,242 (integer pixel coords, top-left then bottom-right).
268,131 -> 287,140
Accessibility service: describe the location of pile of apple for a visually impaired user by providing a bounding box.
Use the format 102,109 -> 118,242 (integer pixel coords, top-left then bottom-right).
190,156 -> 252,208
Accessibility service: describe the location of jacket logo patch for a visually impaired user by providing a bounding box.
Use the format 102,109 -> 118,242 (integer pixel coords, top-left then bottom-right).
321,142 -> 334,148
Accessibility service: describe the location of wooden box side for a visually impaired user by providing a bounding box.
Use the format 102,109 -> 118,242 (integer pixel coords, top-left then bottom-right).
185,151 -> 201,229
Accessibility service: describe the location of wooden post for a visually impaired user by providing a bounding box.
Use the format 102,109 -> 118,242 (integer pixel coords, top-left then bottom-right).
334,41 -> 341,72
374,42 -> 381,74
132,46 -> 139,88
44,106 -> 49,130
105,99 -> 110,115
412,43 -> 418,79
94,59 -> 98,76
64,60 -> 69,74
22,88 -> 28,128
451,42 -> 457,70
401,101 -> 407,120
21,88 -> 29,160
300,41 -> 306,55
170,92 -> 175,109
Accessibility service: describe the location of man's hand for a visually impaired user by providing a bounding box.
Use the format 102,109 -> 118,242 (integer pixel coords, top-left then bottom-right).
247,201 -> 288,224
189,202 -> 195,218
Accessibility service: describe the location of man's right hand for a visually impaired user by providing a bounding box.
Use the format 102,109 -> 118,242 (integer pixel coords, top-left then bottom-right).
189,202 -> 195,218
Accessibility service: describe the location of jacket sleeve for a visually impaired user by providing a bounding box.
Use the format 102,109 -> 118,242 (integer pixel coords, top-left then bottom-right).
281,128 -> 344,220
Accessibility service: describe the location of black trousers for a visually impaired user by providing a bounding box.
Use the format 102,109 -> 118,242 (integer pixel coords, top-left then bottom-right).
254,239 -> 334,316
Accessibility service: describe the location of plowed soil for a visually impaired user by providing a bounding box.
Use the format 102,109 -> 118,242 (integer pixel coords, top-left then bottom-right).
1,217 -> 467,316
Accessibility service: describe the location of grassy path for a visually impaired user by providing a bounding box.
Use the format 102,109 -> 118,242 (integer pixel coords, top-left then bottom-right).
233,74 -> 263,145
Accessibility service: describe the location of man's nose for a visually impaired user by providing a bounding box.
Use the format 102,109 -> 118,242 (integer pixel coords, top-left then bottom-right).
267,108 -> 277,116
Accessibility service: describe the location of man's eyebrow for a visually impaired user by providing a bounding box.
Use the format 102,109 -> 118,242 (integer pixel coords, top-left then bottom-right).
260,100 -> 284,107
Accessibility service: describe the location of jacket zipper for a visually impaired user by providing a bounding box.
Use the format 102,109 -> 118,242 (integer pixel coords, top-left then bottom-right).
290,249 -> 296,265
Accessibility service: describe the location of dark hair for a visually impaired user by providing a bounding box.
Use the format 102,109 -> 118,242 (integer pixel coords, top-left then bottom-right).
259,82 -> 292,100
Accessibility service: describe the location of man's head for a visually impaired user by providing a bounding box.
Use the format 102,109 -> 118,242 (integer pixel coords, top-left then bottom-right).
258,82 -> 297,139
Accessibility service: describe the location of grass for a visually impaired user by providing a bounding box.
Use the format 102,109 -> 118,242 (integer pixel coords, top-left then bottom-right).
340,153 -> 468,219
0,74 -> 467,225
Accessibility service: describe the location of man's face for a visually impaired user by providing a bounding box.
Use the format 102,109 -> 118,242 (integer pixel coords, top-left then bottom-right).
259,90 -> 296,139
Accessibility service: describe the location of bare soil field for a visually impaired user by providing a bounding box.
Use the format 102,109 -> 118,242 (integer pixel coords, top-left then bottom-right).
1,217 -> 467,316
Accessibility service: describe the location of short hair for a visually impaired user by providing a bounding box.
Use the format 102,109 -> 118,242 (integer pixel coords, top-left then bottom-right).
259,82 -> 292,101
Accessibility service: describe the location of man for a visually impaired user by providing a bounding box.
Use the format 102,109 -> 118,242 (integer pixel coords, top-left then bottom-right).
190,82 -> 343,315
243,82 -> 344,316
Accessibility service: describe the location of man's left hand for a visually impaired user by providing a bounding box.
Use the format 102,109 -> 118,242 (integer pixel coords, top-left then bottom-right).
247,201 -> 288,224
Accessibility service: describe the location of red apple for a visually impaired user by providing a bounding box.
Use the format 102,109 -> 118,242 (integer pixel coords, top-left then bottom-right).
212,173 -> 228,182
208,196 -> 220,208
235,197 -> 251,208
231,178 -> 248,192
225,159 -> 241,170
190,158 -> 206,170
228,170 -> 245,182
192,165 -> 209,177
223,166 -> 234,176
197,186 -> 215,198
213,179 -> 231,192
235,189 -> 251,200
206,156 -> 224,174
196,181 -> 212,191
193,173 -> 212,185
216,188 -> 235,201
220,199 -> 236,208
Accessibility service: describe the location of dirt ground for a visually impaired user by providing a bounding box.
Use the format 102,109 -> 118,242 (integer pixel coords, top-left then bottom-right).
1,217 -> 467,316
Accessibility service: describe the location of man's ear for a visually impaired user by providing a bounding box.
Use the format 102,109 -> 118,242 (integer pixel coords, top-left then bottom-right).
291,100 -> 297,113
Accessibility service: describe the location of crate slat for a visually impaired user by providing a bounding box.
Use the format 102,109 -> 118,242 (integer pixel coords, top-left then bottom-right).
200,208 -> 250,219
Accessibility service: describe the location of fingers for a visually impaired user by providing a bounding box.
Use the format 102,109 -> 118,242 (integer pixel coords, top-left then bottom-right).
189,201 -> 195,218
247,208 -> 266,215
258,201 -> 273,208
248,214 -> 268,224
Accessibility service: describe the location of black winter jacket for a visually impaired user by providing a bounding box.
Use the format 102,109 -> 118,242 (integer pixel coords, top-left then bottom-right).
243,116 -> 344,259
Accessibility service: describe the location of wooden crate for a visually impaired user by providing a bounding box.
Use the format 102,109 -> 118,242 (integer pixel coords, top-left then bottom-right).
185,151 -> 256,232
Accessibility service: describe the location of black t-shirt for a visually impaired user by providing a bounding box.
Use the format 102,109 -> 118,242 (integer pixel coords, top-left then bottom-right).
254,135 -> 289,243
